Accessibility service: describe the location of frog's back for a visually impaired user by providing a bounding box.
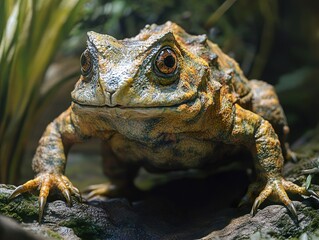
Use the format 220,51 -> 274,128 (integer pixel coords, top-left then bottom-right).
205,40 -> 252,107
138,21 -> 252,107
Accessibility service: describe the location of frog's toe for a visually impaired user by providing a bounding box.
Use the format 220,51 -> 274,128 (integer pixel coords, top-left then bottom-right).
38,176 -> 55,222
306,189 -> 319,201
251,181 -> 299,220
62,189 -> 72,206
285,143 -> 298,162
10,174 -> 81,222
61,175 -> 82,202
9,178 -> 40,200
251,178 -> 313,220
281,178 -> 308,194
301,167 -> 319,175
286,202 -> 298,220
287,151 -> 298,162
250,184 -> 273,215
84,183 -> 114,200
238,195 -> 250,207
239,181 -> 264,207
39,196 -> 47,222
56,178 -> 72,206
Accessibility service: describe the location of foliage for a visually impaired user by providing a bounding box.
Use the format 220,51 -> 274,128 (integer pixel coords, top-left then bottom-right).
0,0 -> 84,183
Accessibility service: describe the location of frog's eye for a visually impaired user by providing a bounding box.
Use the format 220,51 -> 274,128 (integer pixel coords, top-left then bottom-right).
154,47 -> 178,78
80,49 -> 92,77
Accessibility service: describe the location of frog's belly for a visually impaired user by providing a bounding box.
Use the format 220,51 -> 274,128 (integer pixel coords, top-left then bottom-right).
109,134 -> 216,170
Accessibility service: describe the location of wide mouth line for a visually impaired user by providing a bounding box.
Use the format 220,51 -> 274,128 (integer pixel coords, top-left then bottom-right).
71,96 -> 197,109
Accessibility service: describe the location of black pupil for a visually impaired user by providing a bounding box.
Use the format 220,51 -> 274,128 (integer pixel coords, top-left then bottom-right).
164,55 -> 175,68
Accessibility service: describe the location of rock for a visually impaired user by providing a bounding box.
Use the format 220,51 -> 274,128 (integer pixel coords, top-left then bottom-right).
2,128 -> 319,239
203,201 -> 319,239
0,185 -> 154,240
0,214 -> 41,240
1,171 -> 319,240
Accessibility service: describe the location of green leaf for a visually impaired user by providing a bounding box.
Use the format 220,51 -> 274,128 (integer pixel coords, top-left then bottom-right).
305,174 -> 313,190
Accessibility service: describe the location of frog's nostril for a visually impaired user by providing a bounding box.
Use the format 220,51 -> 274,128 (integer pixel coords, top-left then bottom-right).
105,88 -> 116,94
103,77 -> 119,94
103,84 -> 118,107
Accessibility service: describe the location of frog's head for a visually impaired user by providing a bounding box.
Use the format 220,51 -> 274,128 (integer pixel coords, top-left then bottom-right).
71,21 -> 215,110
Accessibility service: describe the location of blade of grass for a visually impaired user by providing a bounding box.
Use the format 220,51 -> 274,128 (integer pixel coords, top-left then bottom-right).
0,0 -> 85,183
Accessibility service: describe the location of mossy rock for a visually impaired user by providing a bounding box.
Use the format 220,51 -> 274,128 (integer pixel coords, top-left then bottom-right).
1,129 -> 319,239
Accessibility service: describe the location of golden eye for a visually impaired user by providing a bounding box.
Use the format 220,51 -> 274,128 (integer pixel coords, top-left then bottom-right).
155,47 -> 178,76
80,49 -> 92,77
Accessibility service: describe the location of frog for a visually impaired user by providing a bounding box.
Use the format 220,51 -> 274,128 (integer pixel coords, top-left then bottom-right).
10,21 -> 318,221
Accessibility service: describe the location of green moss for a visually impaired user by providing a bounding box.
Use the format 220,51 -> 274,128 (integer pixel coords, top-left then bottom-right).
60,218 -> 105,240
302,207 -> 319,232
0,185 -> 38,222
45,229 -> 64,240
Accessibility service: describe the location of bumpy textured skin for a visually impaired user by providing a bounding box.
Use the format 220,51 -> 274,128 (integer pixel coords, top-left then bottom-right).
10,22 -> 312,220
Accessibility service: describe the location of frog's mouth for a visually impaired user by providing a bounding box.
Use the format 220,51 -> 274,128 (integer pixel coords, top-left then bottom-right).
71,95 -> 198,110
71,85 -> 200,109
72,97 -> 204,121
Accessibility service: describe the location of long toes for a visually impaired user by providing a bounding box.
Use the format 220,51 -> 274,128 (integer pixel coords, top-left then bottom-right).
282,180 -> 308,195
56,178 -> 72,206
282,179 -> 319,202
86,189 -> 102,200
286,202 -> 298,221
85,185 -> 110,200
301,168 -> 319,175
250,199 -> 261,216
307,189 -> 319,201
250,185 -> 272,216
39,196 -> 47,223
9,178 -> 40,199
291,153 -> 298,163
288,151 -> 298,163
83,183 -> 112,200
9,185 -> 27,200
63,189 -> 72,207
38,178 -> 52,222
274,182 -> 299,220
251,179 -> 309,220
238,195 -> 250,207
60,175 -> 82,202
71,186 -> 80,195
71,187 -> 82,202
83,183 -> 106,192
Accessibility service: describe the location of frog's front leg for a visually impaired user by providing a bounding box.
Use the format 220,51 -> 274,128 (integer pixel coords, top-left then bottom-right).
227,104 -> 318,219
9,107 -> 83,221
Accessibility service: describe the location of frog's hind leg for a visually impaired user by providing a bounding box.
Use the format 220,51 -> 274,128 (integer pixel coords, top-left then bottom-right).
249,80 -> 296,161
84,141 -> 140,200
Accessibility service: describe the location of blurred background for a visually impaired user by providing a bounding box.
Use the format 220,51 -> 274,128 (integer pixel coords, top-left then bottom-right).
1,0 -> 319,189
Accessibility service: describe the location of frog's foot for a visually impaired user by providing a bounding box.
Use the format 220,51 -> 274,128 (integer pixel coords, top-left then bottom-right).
285,143 -> 298,162
83,182 -> 138,201
84,183 -> 116,200
301,167 -> 319,175
250,178 -> 319,220
238,181 -> 264,207
9,173 -> 81,222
